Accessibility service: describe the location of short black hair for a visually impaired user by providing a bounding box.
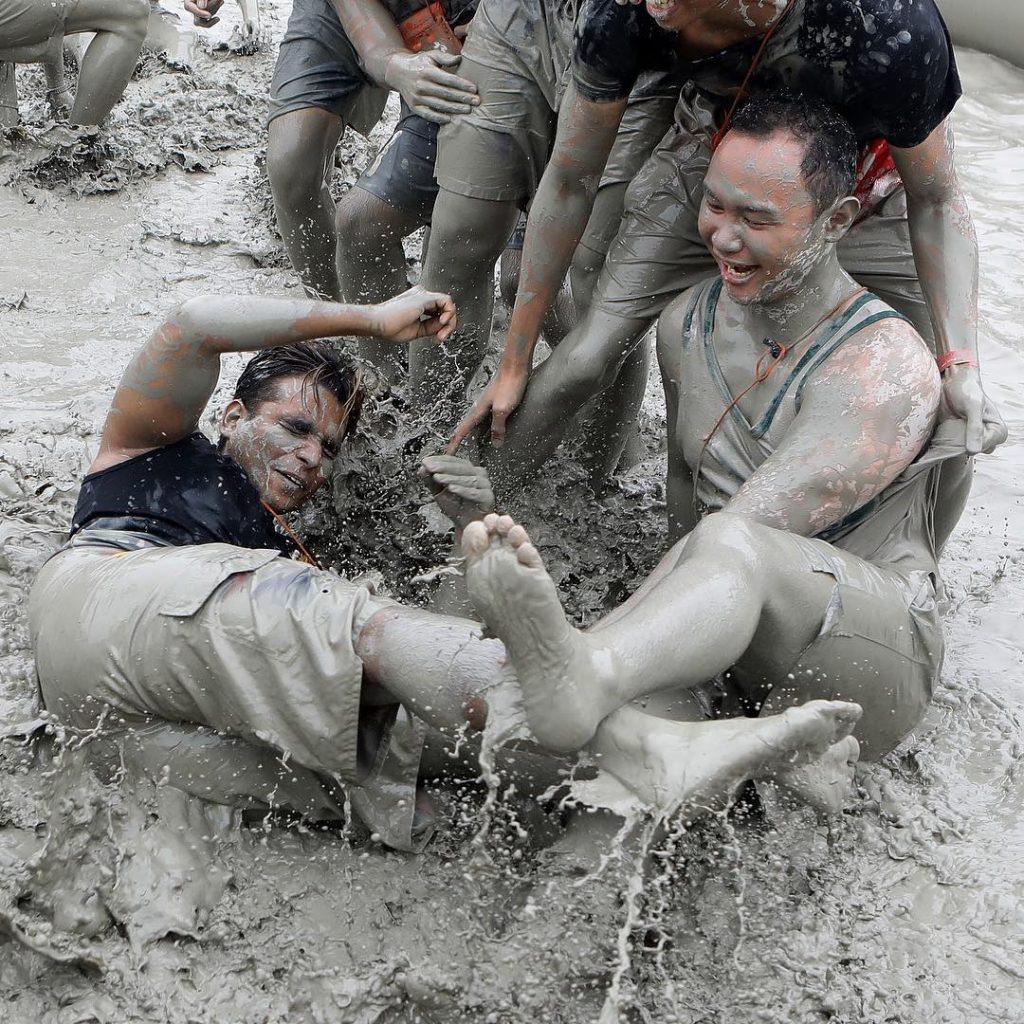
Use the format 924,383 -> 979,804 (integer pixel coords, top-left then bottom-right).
233,340 -> 363,436
726,91 -> 858,214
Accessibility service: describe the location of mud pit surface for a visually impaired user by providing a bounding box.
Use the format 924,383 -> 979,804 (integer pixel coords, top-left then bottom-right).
1,9 -> 1023,1021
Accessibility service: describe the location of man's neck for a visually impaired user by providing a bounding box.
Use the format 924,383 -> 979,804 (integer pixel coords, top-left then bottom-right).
673,0 -> 791,58
740,258 -> 859,352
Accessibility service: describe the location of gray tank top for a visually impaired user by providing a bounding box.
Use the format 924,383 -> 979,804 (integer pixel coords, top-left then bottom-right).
674,277 -> 963,575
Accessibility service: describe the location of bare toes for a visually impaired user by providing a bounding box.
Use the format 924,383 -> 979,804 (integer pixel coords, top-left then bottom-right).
494,515 -> 515,537
462,520 -> 489,557
482,512 -> 501,535
507,523 -> 530,548
515,542 -> 544,569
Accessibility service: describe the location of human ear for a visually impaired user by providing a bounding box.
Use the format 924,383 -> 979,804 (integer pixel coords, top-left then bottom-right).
824,196 -> 861,241
219,398 -> 247,438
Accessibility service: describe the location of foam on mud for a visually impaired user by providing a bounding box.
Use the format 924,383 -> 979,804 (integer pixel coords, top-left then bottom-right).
1,13 -> 1023,1022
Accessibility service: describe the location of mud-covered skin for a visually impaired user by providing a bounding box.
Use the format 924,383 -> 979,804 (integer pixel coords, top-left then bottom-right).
461,513 -> 864,810
0,0 -> 150,125
263,0 -> 477,301
91,287 -> 457,510
454,0 -> 1004,460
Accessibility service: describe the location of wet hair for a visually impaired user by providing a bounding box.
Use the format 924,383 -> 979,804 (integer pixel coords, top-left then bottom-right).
232,340 -> 363,436
726,92 -> 858,214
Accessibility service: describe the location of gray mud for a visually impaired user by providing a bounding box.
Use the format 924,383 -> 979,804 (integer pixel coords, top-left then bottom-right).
2,10 -> 1023,1021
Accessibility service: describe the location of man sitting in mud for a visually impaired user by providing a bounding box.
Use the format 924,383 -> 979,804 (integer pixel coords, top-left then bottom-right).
0,0 -> 150,124
461,94 -> 964,791
27,280 -> 863,854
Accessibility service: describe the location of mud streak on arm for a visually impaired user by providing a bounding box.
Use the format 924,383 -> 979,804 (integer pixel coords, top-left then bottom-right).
723,321 -> 941,536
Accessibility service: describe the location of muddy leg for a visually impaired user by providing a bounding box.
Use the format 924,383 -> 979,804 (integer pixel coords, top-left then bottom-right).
64,0 -> 150,124
336,186 -> 424,385
461,513 -> 879,754
0,62 -> 17,128
42,54 -> 73,117
485,304 -> 652,495
267,107 -> 345,301
414,189 -> 519,417
498,234 -> 577,350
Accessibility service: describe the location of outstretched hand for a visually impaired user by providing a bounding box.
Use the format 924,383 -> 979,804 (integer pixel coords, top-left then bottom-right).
447,365 -> 529,453
419,455 -> 495,529
941,367 -> 1007,455
371,286 -> 457,343
185,0 -> 224,27
384,50 -> 479,124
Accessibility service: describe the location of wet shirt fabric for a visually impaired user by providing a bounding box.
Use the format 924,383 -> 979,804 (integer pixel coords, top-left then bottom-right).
674,278 -> 964,576
70,433 -> 290,554
572,0 -> 961,147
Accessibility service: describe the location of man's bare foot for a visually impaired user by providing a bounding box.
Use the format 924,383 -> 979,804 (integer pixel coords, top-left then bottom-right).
463,514 -> 619,753
761,734 -> 860,816
592,701 -> 862,817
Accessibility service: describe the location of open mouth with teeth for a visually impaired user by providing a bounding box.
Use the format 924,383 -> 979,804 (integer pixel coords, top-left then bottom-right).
275,468 -> 305,491
718,259 -> 760,286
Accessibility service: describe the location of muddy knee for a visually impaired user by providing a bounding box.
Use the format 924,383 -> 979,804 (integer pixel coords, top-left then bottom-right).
119,0 -> 151,39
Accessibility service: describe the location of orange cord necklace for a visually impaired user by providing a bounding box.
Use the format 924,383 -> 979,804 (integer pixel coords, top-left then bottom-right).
709,0 -> 797,151
261,500 -> 322,569
694,284 -> 868,489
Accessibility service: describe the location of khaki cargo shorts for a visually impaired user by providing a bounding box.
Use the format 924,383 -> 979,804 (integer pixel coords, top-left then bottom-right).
28,541 -> 426,850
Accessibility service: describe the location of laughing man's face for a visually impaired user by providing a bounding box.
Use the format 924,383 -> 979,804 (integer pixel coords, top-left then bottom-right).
698,130 -> 830,305
220,375 -> 347,513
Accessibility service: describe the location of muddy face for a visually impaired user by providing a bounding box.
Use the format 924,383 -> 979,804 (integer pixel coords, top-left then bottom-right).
218,375 -> 347,513
698,130 -> 831,305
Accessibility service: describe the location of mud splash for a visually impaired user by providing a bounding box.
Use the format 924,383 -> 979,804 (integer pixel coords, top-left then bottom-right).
1,11 -> 1023,1021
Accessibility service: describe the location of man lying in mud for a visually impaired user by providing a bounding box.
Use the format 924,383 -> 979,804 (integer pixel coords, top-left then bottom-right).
454,0 -> 1006,515
0,0 -> 149,123
27,281 -> 862,853
460,92 -> 964,793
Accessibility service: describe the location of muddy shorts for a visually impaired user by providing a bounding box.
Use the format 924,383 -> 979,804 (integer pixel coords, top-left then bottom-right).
0,0 -> 77,61
355,98 -> 441,217
28,541 -> 427,850
757,536 -> 943,758
595,89 -> 934,346
267,0 -> 387,132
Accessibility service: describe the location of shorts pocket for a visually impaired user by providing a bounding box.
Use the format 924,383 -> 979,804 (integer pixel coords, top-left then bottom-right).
158,547 -> 283,617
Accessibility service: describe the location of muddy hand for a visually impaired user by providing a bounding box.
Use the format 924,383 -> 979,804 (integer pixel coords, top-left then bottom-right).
384,50 -> 479,124
447,365 -> 528,453
419,455 -> 495,528
371,286 -> 457,343
186,0 -> 224,27
941,366 -> 1007,454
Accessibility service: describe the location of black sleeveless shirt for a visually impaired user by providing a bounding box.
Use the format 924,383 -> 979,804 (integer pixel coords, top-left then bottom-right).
71,433 -> 291,553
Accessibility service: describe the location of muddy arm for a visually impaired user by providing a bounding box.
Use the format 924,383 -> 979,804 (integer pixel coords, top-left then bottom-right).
332,0 -> 476,122
892,118 -> 1006,454
723,319 -> 942,537
97,290 -> 456,462
449,86 -> 626,449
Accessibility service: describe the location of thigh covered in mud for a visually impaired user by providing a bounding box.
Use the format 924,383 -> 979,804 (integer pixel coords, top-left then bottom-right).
762,547 -> 943,760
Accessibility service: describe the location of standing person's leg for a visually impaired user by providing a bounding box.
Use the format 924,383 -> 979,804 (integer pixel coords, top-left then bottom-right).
462,514 -> 940,763
267,109 -> 346,301
53,0 -> 149,124
335,103 -> 440,385
416,116 -> 528,417
488,120 -> 717,494
264,0 -> 384,301
839,188 -> 973,550
414,12 -> 558,421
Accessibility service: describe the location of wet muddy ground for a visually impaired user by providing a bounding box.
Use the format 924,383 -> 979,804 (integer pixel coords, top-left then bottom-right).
1,6 -> 1023,1022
